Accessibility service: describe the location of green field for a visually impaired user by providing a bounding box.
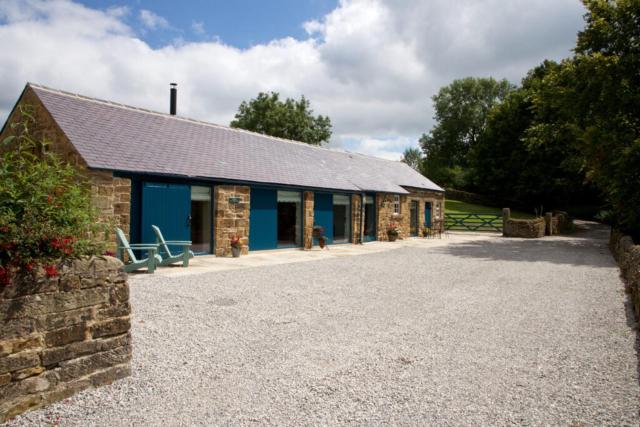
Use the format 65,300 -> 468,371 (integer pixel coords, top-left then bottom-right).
445,199 -> 535,219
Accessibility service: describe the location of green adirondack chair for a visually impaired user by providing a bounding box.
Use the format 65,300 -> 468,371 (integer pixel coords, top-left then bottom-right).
115,228 -> 162,273
151,225 -> 194,267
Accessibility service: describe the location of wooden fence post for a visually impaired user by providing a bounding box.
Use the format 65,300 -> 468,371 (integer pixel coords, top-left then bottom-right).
545,212 -> 553,236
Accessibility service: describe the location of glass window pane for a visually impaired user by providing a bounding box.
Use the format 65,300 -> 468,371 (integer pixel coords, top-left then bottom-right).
333,194 -> 351,242
333,194 -> 350,205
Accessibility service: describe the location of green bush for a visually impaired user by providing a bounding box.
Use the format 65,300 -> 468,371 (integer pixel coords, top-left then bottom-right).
0,106 -> 107,285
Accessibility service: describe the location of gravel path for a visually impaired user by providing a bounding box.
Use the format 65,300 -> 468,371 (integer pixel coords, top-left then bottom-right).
5,223 -> 639,426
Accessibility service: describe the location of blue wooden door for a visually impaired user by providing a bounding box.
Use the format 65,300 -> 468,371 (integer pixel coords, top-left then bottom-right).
425,202 -> 432,227
314,193 -> 333,244
141,182 -> 191,247
249,188 -> 277,250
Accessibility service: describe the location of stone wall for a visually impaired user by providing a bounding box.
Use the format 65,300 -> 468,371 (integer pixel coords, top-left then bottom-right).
303,192 -> 314,249
214,186 -> 250,257
502,209 -> 545,238
545,211 -> 572,235
0,257 -> 132,422
610,230 -> 640,319
503,218 -> 546,238
0,86 -> 130,251
89,171 -> 131,252
376,193 -> 397,241
351,195 -> 362,244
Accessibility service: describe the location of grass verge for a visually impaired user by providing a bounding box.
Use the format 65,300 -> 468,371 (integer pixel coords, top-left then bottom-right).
445,199 -> 535,219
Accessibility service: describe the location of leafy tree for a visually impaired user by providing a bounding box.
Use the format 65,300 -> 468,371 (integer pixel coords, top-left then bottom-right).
469,61 -> 599,211
400,147 -> 423,170
567,0 -> 640,236
419,77 -> 515,188
0,106 -> 107,285
230,92 -> 332,145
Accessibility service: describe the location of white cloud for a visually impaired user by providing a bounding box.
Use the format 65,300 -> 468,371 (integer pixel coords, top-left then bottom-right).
191,20 -> 205,36
139,9 -> 168,30
0,0 -> 585,162
338,135 -> 417,161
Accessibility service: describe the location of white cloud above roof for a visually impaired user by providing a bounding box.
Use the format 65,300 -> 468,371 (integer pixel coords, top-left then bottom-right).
0,0 -> 585,161
139,9 -> 169,31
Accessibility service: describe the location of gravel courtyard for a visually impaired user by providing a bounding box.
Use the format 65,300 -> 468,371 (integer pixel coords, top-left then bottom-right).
6,224 -> 639,426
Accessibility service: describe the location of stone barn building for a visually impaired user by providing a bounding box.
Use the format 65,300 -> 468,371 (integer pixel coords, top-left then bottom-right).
1,83 -> 444,256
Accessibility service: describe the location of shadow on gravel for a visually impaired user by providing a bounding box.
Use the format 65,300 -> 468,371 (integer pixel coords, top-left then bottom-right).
437,225 -> 614,268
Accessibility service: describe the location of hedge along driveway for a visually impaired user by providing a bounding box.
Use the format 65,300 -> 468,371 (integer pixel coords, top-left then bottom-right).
5,223 -> 639,426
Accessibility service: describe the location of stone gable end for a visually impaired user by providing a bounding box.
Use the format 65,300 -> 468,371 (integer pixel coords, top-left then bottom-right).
0,87 -> 130,251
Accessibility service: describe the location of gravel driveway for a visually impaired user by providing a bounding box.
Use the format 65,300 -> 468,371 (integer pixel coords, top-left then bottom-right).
6,223 -> 639,426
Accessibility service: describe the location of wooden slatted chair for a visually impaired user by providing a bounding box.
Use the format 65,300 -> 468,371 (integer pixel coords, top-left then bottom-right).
115,228 -> 161,273
151,225 -> 194,267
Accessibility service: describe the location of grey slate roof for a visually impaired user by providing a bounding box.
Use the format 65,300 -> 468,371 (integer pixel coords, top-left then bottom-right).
28,83 -> 443,194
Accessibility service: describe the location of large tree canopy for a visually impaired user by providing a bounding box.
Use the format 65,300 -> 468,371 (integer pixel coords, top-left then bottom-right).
469,61 -> 598,210
419,77 -> 514,188
569,0 -> 640,235
230,92 -> 332,146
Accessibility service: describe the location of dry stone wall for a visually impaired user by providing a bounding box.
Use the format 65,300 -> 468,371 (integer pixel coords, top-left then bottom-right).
0,256 -> 132,422
214,186 -> 250,257
546,211 -> 571,235
610,230 -> 640,319
502,208 -> 546,238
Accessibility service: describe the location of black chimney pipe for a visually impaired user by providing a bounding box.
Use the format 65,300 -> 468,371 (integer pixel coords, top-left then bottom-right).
169,83 -> 177,115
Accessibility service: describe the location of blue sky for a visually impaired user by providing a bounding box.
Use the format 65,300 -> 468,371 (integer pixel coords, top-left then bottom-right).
0,0 -> 585,160
76,0 -> 337,48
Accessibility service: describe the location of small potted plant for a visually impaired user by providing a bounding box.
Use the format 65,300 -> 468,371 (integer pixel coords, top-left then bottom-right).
230,235 -> 242,257
313,225 -> 327,248
422,226 -> 431,238
387,223 -> 399,242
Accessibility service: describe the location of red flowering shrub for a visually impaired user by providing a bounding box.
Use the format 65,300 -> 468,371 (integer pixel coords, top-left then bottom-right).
0,106 -> 107,286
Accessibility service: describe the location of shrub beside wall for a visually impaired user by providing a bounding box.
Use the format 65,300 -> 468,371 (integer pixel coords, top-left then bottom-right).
0,256 -> 131,422
610,230 -> 640,319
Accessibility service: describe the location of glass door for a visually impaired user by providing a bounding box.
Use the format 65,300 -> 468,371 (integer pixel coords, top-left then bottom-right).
333,194 -> 351,243
190,186 -> 212,254
363,194 -> 376,242
410,200 -> 418,236
277,190 -> 302,247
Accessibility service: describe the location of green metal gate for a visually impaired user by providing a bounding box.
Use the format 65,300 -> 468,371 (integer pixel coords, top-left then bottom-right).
444,213 -> 502,232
